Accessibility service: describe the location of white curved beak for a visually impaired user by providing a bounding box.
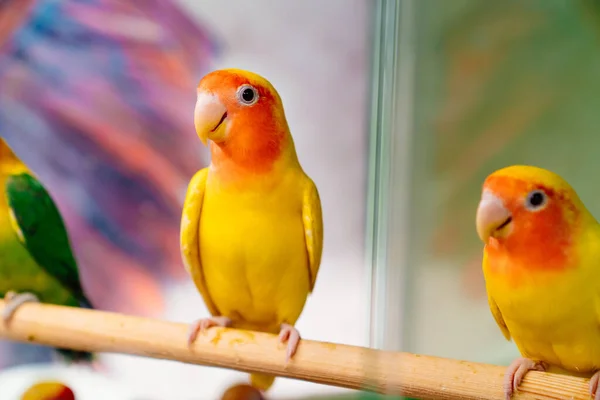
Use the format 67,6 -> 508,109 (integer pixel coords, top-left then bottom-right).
476,190 -> 512,243
194,91 -> 228,146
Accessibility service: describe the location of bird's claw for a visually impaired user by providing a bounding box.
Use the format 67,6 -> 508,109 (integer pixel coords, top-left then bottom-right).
2,291 -> 39,325
503,357 -> 547,400
590,370 -> 600,400
278,323 -> 301,362
187,316 -> 232,346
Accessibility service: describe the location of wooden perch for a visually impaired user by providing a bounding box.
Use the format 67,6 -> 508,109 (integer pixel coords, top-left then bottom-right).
0,300 -> 591,400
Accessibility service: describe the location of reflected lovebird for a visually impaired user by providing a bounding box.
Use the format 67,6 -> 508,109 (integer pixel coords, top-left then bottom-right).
181,69 -> 324,393
0,138 -> 94,364
476,165 -> 600,400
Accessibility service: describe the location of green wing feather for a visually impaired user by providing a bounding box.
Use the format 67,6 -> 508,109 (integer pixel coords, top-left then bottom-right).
4,173 -> 93,309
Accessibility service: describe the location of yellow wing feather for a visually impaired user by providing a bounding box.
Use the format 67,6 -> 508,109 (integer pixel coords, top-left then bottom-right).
483,252 -> 511,340
302,177 -> 323,292
7,207 -> 25,243
180,168 -> 220,316
487,290 -> 511,340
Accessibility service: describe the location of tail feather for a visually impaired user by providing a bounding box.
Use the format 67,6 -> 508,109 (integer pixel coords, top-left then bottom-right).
56,348 -> 94,364
250,373 -> 275,392
56,294 -> 95,364
78,294 -> 94,310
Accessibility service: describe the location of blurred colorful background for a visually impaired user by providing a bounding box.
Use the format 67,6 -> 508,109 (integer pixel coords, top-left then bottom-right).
0,0 -> 370,399
2,0 -> 600,399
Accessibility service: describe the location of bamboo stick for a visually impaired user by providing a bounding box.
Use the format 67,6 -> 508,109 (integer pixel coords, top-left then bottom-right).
0,300 -> 590,399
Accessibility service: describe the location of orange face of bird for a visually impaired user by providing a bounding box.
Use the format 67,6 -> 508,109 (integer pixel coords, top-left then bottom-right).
475,165 -> 583,272
194,69 -> 285,143
193,69 -> 289,169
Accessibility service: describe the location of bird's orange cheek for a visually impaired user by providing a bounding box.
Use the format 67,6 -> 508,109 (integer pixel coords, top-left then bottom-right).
486,227 -> 575,285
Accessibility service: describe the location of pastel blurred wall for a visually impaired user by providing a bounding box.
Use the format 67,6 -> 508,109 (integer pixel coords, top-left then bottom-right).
0,0 -> 217,370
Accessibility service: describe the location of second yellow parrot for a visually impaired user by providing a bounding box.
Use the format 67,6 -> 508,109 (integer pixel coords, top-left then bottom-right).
476,165 -> 600,400
180,68 -> 323,392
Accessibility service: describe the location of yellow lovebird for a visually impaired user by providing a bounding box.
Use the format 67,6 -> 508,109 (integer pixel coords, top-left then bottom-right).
0,138 -> 94,363
476,165 -> 600,400
180,69 -> 323,392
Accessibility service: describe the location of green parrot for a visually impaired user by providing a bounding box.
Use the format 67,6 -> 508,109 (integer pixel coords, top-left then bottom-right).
0,137 -> 94,363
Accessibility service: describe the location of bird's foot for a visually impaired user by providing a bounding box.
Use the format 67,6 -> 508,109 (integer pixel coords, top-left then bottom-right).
187,316 -> 232,346
2,291 -> 39,325
503,357 -> 548,400
589,370 -> 600,400
4,291 -> 16,302
278,323 -> 301,362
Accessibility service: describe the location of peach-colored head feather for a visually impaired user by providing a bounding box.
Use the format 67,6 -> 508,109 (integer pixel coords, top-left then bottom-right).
194,69 -> 295,175
476,165 -> 593,278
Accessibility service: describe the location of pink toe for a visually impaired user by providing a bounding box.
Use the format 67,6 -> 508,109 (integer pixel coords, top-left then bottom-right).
187,320 -> 205,345
590,373 -> 600,397
287,338 -> 299,359
502,379 -> 513,400
513,365 -> 528,390
279,330 -> 289,342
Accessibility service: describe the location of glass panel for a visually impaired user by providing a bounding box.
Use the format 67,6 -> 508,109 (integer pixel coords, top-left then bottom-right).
367,0 -> 416,355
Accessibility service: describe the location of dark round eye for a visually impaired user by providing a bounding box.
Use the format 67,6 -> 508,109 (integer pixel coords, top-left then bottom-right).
242,88 -> 254,102
525,190 -> 547,210
237,85 -> 259,105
